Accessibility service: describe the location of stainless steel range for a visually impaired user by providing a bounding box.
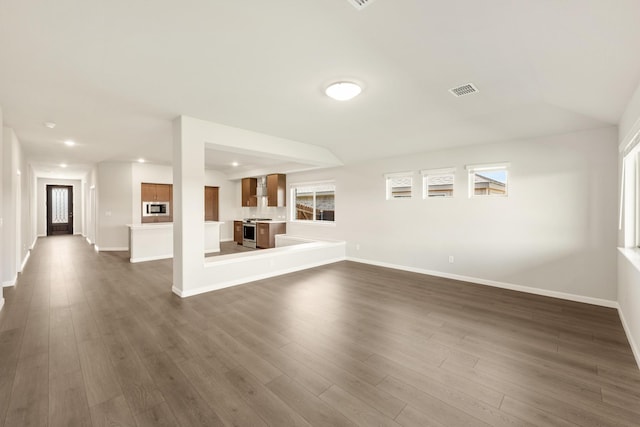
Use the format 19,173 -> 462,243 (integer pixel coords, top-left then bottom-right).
242,218 -> 272,248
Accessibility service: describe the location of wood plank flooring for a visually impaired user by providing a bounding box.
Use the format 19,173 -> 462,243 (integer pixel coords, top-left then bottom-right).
1,235 -> 639,426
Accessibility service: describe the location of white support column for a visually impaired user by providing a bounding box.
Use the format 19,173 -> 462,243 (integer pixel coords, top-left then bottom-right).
172,116 -> 205,296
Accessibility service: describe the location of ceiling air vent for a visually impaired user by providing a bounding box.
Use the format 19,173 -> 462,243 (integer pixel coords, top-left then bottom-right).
449,83 -> 479,97
346,0 -> 377,10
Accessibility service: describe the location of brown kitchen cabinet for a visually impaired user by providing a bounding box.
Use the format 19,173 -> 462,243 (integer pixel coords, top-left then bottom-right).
266,173 -> 286,207
142,183 -> 172,202
141,183 -> 173,223
234,220 -> 243,245
256,222 -> 286,249
242,178 -> 257,207
204,186 -> 219,221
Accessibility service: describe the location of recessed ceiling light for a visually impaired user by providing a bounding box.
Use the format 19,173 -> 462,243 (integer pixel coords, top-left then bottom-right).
138,158 -> 145,163
325,81 -> 362,101
60,163 -> 67,168
231,161 -> 239,167
64,140 -> 75,146
44,122 -> 56,129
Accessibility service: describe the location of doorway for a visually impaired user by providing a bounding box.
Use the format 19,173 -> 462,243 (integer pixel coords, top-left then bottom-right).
47,185 -> 74,235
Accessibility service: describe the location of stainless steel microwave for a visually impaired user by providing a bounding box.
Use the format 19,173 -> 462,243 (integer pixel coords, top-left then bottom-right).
142,201 -> 170,216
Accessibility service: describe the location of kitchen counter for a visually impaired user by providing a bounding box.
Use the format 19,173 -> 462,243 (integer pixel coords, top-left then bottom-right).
238,219 -> 287,224
127,221 -> 224,263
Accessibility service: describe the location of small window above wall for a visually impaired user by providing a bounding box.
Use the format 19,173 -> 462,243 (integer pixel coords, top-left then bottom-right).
385,172 -> 413,199
466,163 -> 510,197
421,168 -> 455,198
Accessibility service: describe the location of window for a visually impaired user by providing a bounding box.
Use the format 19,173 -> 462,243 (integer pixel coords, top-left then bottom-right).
466,163 -> 509,197
291,182 -> 335,222
421,168 -> 455,198
385,172 -> 413,199
621,131 -> 640,247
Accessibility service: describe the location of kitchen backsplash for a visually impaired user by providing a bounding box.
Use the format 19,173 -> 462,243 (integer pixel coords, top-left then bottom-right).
242,205 -> 287,220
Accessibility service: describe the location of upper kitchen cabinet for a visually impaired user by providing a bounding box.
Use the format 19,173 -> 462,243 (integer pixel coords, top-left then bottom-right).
204,186 -> 219,221
266,174 -> 286,207
141,183 -> 173,223
242,177 -> 257,207
142,183 -> 172,202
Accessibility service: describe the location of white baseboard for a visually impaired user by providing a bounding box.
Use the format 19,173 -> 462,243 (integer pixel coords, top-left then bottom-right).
220,238 -> 234,242
19,250 -> 30,273
86,237 -> 93,245
346,257 -> 618,308
30,237 -> 38,250
37,234 -> 46,237
130,254 -> 172,263
95,246 -> 128,252
617,304 -> 640,370
173,256 -> 344,298
0,297 -> 4,311
2,276 -> 17,288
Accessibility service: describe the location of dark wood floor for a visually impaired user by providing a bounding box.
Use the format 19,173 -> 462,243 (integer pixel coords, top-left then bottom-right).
1,236 -> 639,427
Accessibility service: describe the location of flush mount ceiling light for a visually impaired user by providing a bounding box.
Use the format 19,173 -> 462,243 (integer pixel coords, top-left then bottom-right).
60,163 -> 67,168
231,161 -> 239,167
44,122 -> 56,129
325,81 -> 362,101
64,140 -> 75,146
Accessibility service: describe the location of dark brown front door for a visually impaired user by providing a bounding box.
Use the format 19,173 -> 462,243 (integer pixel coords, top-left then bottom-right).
47,185 -> 73,236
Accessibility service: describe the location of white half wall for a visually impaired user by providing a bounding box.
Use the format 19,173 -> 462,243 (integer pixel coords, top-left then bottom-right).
287,127 -> 618,303
172,115 -> 345,296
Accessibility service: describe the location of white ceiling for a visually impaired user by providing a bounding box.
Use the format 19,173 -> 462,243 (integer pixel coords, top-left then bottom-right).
1,0 -> 640,179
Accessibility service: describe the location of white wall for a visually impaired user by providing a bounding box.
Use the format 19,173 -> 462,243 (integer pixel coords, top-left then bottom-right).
618,79 -> 640,367
84,167 -> 98,245
36,178 -> 83,236
2,127 -> 26,286
288,127 -> 618,303
96,162 -> 133,250
0,108 -> 4,307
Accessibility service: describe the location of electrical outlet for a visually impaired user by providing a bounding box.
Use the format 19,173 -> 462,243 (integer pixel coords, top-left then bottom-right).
449,255 -> 454,263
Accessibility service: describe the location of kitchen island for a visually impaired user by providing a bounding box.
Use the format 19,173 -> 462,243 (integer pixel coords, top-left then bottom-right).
128,221 -> 224,263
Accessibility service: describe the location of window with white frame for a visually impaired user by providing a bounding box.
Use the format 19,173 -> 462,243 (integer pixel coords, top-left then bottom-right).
466,163 -> 509,197
421,168 -> 455,198
385,172 -> 413,199
621,130 -> 640,247
291,182 -> 336,222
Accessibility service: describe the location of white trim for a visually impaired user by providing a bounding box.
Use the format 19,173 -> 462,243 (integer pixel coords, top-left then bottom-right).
2,276 -> 17,288
465,162 -> 510,171
619,118 -> 640,153
19,251 -> 30,273
130,254 -> 172,263
30,237 -> 38,250
96,246 -> 128,252
174,256 -> 345,298
220,237 -> 234,242
345,257 -> 618,308
0,298 -> 4,311
86,237 -> 93,245
94,245 -> 99,253
37,234 -> 46,237
618,304 -> 640,370
420,167 -> 456,176
383,171 -> 414,178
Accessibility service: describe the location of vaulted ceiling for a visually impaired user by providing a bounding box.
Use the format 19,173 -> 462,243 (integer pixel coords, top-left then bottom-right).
1,0 -> 639,179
